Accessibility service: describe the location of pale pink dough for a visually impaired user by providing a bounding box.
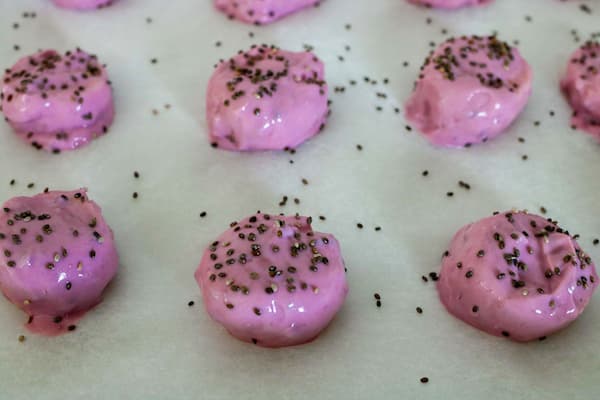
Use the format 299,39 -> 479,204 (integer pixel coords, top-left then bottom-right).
52,0 -> 115,10
205,45 -> 328,151
195,213 -> 348,347
1,49 -> 114,152
214,0 -> 319,24
560,41 -> 600,139
438,211 -> 598,342
0,189 -> 119,336
405,35 -> 532,147
407,0 -> 493,9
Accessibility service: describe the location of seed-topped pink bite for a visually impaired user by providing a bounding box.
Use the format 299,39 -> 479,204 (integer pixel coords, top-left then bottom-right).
0,189 -> 119,336
405,35 -> 532,148
406,0 -> 493,9
194,213 -> 348,348
437,211 -> 598,342
214,0 -> 320,24
51,0 -> 115,10
206,45 -> 329,151
1,49 -> 114,153
561,41 -> 600,140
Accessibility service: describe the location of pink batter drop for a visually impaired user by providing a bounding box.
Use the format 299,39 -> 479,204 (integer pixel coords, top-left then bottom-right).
214,0 -> 320,24
1,49 -> 114,152
195,213 -> 348,347
405,35 -> 532,148
51,0 -> 115,10
206,45 -> 329,151
561,41 -> 600,140
407,0 -> 493,9
0,189 -> 119,336
438,211 -> 598,342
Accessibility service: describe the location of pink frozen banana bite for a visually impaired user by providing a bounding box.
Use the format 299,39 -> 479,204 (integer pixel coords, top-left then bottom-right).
560,41 -> 600,140
51,0 -> 115,10
1,49 -> 114,152
405,35 -> 532,147
407,0 -> 493,9
206,45 -> 328,151
195,213 -> 348,347
437,211 -> 598,342
214,0 -> 319,24
0,189 -> 119,335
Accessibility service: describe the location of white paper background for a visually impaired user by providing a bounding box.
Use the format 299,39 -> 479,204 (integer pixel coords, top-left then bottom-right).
0,0 -> 599,399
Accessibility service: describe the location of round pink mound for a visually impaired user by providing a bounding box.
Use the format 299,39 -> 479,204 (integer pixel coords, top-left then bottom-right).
52,0 -> 115,10
405,35 -> 532,148
206,45 -> 328,151
1,49 -> 114,153
0,189 -> 119,336
561,41 -> 600,140
195,213 -> 348,348
214,0 -> 320,24
438,211 -> 598,342
407,0 -> 493,9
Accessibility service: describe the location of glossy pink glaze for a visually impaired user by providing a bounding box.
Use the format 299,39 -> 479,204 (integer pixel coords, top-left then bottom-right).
0,189 -> 119,336
1,49 -> 114,152
195,213 -> 348,347
560,41 -> 600,139
438,211 -> 598,342
206,45 -> 328,151
52,0 -> 115,10
405,35 -> 532,147
214,0 -> 319,24
407,0 -> 492,9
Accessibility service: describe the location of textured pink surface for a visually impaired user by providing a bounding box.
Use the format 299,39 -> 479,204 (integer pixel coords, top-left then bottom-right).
437,211 -> 598,342
561,41 -> 600,140
1,49 -> 114,152
405,35 -> 532,147
195,213 -> 348,347
0,189 -> 119,336
52,0 -> 115,10
206,45 -> 328,151
407,0 -> 493,9
214,0 -> 319,24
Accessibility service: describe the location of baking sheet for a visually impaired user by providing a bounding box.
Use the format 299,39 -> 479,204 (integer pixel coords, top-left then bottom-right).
0,0 -> 599,399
